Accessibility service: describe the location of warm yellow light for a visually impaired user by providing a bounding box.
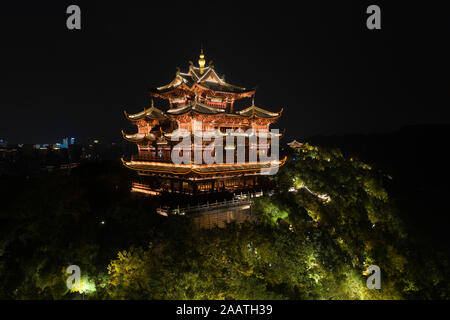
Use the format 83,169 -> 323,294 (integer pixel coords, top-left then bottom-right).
71,276 -> 96,294
198,49 -> 206,74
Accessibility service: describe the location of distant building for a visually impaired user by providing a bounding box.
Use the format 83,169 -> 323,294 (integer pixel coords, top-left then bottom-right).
287,140 -> 304,150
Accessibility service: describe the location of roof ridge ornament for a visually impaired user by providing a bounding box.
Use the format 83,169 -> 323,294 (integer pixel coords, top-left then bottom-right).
198,48 -> 206,74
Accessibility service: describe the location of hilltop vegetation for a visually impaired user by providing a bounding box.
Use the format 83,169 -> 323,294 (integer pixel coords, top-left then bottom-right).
0,144 -> 449,299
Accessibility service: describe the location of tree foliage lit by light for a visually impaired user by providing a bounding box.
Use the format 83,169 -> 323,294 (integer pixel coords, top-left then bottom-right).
1,145 -> 449,299
70,276 -> 96,295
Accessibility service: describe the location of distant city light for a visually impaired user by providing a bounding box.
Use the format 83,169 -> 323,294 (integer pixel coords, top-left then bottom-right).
62,138 -> 69,148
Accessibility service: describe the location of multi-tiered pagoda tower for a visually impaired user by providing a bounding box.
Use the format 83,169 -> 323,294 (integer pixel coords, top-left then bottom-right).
122,51 -> 285,195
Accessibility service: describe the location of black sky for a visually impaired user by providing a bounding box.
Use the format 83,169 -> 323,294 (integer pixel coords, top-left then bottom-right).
0,1 -> 449,144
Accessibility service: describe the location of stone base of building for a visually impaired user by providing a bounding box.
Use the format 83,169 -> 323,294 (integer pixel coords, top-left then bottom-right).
156,192 -> 263,229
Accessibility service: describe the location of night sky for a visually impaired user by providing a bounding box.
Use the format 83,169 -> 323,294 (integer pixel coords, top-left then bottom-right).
0,1 -> 449,144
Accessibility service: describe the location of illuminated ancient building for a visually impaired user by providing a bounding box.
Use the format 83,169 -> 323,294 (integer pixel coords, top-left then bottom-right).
287,140 -> 304,150
122,51 -> 285,195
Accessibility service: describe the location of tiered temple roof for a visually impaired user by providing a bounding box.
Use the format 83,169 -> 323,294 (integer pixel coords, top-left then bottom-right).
149,60 -> 255,100
124,100 -> 282,122
166,100 -> 225,115
124,100 -> 167,121
121,51 -> 286,192
121,131 -> 157,143
287,140 -> 304,149
122,158 -> 287,175
237,103 -> 283,119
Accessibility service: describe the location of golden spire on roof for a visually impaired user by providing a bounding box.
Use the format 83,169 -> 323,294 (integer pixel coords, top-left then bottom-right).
198,48 -> 206,74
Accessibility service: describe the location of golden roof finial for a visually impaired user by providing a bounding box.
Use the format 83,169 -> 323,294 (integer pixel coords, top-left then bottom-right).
198,47 -> 206,74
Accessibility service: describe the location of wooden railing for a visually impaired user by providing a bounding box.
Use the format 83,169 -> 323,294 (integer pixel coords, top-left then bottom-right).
131,154 -> 172,162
